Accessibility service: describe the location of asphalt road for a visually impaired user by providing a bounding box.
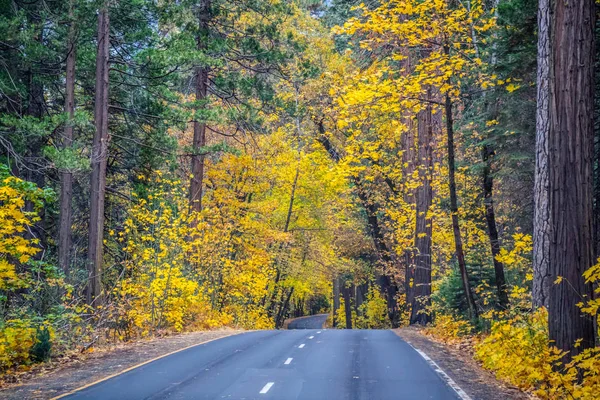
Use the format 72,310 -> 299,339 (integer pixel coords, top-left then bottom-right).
287,313 -> 328,329
63,324 -> 461,400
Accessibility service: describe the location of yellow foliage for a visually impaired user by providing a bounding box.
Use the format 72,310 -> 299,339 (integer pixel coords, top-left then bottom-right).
425,313 -> 473,344
581,261 -> 600,318
475,309 -> 600,399
113,174 -> 273,335
354,286 -> 390,329
0,173 -> 45,290
0,320 -> 37,369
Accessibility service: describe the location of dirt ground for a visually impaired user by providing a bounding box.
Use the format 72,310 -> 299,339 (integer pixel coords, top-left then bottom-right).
0,329 -> 242,400
394,327 -> 532,400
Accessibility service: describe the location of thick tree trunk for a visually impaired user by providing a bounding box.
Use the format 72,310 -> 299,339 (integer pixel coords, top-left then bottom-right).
533,0 -> 552,310
410,93 -> 435,325
87,6 -> 110,305
547,0 -> 596,361
59,3 -> 76,275
189,0 -> 211,214
445,94 -> 478,320
482,145 -> 509,309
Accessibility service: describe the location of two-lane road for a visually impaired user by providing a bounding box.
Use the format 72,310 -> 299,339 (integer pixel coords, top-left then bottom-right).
62,318 -> 462,400
287,313 -> 328,329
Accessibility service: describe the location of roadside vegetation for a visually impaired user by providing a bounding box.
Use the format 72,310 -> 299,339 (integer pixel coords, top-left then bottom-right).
1,0 -> 599,397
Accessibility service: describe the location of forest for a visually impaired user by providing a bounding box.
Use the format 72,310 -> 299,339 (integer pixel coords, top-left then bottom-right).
0,0 -> 599,398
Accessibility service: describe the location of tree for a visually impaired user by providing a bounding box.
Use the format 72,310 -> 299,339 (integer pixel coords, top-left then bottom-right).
410,89 -> 438,325
87,4 -> 110,304
547,0 -> 596,361
58,0 -> 77,275
481,144 -> 509,309
532,0 -> 551,310
189,0 -> 210,214
336,0 -> 496,320
444,91 -> 478,320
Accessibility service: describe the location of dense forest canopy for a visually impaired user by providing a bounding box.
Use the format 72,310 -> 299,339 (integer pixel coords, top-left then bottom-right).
1,0 -> 599,397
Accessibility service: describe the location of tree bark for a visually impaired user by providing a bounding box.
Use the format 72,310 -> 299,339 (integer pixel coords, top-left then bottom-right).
445,93 -> 478,320
189,0 -> 211,214
333,276 -> 340,328
342,282 -> 352,329
533,0 -> 552,310
410,92 -> 435,325
87,6 -> 110,305
59,1 -> 76,275
547,0 -> 596,361
482,145 -> 509,309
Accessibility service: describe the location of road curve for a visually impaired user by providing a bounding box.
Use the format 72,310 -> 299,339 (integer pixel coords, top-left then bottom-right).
62,329 -> 462,400
287,314 -> 328,329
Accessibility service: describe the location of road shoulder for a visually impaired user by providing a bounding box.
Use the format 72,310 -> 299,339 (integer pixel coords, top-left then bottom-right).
0,329 -> 243,400
393,327 -> 530,400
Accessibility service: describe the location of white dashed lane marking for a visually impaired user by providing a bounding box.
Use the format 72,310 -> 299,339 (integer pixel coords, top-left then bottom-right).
298,344 -> 305,349
308,336 -> 314,339
259,382 -> 274,394
284,357 -> 293,365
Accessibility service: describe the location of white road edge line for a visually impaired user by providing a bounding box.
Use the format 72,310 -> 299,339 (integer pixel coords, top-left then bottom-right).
298,343 -> 305,348
284,357 -> 293,365
308,336 -> 314,339
410,345 -> 472,400
259,382 -> 274,394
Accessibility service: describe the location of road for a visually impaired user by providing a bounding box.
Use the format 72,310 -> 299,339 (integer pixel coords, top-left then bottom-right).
63,319 -> 462,400
287,313 -> 328,329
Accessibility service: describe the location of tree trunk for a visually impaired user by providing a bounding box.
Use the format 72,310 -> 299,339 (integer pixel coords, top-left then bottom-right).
87,6 -> 110,305
547,0 -> 596,361
333,276 -> 340,328
410,92 -> 435,325
276,287 -> 294,329
533,0 -> 552,310
445,94 -> 478,320
189,0 -> 210,214
482,145 -> 509,309
342,282 -> 352,329
59,2 -> 76,275
285,165 -> 300,232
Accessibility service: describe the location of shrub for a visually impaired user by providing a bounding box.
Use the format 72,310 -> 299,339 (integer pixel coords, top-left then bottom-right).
0,320 -> 37,369
425,312 -> 473,343
30,327 -> 52,362
475,308 -> 600,400
355,286 -> 390,329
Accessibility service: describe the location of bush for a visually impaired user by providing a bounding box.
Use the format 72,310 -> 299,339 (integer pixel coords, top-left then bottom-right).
355,286 -> 390,329
30,327 -> 52,362
425,313 -> 473,343
475,308 -> 600,400
0,320 -> 37,369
